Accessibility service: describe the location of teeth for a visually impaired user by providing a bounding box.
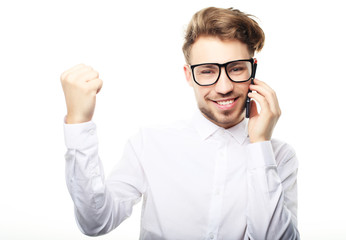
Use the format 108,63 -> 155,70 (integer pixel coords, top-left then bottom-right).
217,99 -> 234,105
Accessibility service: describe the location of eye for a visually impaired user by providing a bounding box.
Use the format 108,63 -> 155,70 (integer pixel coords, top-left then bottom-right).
230,67 -> 244,72
200,69 -> 216,74
227,62 -> 247,75
195,65 -> 218,75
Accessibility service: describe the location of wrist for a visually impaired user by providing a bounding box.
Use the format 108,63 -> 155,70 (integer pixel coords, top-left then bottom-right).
249,136 -> 270,143
65,114 -> 91,124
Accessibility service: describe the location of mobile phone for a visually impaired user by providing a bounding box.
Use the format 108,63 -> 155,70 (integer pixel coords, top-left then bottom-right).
246,58 -> 257,118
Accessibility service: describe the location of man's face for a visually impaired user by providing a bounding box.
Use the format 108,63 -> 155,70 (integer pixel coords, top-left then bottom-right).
184,36 -> 252,129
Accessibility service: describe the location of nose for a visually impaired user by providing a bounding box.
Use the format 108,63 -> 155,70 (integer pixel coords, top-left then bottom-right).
214,67 -> 234,95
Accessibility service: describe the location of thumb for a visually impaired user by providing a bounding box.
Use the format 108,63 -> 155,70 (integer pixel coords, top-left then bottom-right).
88,78 -> 103,94
249,99 -> 259,118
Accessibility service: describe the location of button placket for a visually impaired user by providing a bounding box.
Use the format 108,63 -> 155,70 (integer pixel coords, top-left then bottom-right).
205,135 -> 229,240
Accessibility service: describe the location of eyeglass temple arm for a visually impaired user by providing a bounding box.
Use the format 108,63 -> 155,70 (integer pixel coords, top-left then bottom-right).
251,58 -> 257,80
246,58 -> 257,118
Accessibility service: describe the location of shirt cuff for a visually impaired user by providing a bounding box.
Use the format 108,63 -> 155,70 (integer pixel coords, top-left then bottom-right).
63,116 -> 98,149
246,141 -> 276,169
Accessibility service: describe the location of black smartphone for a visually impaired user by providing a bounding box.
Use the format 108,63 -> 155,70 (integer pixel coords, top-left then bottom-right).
246,58 -> 257,118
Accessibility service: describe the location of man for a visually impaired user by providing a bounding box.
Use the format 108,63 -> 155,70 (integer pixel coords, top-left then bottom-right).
61,7 -> 299,240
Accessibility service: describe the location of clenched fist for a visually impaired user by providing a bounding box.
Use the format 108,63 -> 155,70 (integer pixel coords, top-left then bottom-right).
60,64 -> 103,124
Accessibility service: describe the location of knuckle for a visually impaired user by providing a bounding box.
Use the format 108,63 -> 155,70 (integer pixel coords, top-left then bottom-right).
268,111 -> 274,118
273,109 -> 281,118
77,63 -> 86,67
85,67 -> 99,79
60,72 -> 66,82
64,72 -> 76,84
85,65 -> 94,71
85,66 -> 93,72
270,90 -> 276,97
61,71 -> 72,83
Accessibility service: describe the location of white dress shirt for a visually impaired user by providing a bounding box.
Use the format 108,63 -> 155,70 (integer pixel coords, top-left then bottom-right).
63,111 -> 299,240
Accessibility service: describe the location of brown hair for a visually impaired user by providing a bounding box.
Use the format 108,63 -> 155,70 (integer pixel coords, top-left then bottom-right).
182,7 -> 265,63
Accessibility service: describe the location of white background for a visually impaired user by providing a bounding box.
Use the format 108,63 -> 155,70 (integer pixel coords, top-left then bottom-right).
1,0 -> 345,239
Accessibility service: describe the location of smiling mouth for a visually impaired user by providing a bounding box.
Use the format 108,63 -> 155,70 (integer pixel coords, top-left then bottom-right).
213,97 -> 238,105
210,97 -> 239,110
216,99 -> 235,105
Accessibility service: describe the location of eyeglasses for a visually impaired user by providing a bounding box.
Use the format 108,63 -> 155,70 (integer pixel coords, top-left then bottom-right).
190,58 -> 256,86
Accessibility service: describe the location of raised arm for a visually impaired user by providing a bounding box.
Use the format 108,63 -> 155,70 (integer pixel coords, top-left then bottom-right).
61,65 -> 143,236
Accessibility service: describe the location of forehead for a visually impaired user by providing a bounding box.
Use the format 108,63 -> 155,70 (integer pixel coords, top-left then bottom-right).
190,36 -> 251,65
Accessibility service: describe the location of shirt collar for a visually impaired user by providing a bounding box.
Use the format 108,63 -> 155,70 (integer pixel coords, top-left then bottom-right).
225,117 -> 249,144
190,110 -> 249,144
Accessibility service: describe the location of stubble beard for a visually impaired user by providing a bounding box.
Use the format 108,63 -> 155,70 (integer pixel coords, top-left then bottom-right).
198,98 -> 246,129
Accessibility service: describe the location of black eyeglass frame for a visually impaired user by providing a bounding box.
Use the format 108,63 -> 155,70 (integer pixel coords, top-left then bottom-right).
190,58 -> 257,86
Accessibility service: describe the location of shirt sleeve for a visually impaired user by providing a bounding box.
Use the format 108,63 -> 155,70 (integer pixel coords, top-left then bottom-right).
245,140 -> 300,240
63,119 -> 145,236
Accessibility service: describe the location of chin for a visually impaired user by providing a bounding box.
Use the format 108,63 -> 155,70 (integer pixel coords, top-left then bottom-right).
200,106 -> 245,129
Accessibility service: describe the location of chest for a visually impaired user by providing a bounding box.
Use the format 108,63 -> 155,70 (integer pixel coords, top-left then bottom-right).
139,137 -> 249,239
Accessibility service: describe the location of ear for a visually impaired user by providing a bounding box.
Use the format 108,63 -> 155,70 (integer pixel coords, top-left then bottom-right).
183,64 -> 193,87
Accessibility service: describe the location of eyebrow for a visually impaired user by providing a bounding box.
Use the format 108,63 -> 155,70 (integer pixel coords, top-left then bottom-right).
199,64 -> 219,68
228,61 -> 246,67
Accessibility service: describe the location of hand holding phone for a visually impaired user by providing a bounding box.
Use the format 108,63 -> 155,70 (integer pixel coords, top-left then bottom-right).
246,69 -> 281,143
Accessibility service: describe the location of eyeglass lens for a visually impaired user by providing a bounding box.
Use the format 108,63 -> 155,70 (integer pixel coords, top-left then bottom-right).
193,61 -> 252,85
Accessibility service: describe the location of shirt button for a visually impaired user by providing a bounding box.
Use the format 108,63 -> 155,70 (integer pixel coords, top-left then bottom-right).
89,129 -> 95,135
209,233 -> 215,239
